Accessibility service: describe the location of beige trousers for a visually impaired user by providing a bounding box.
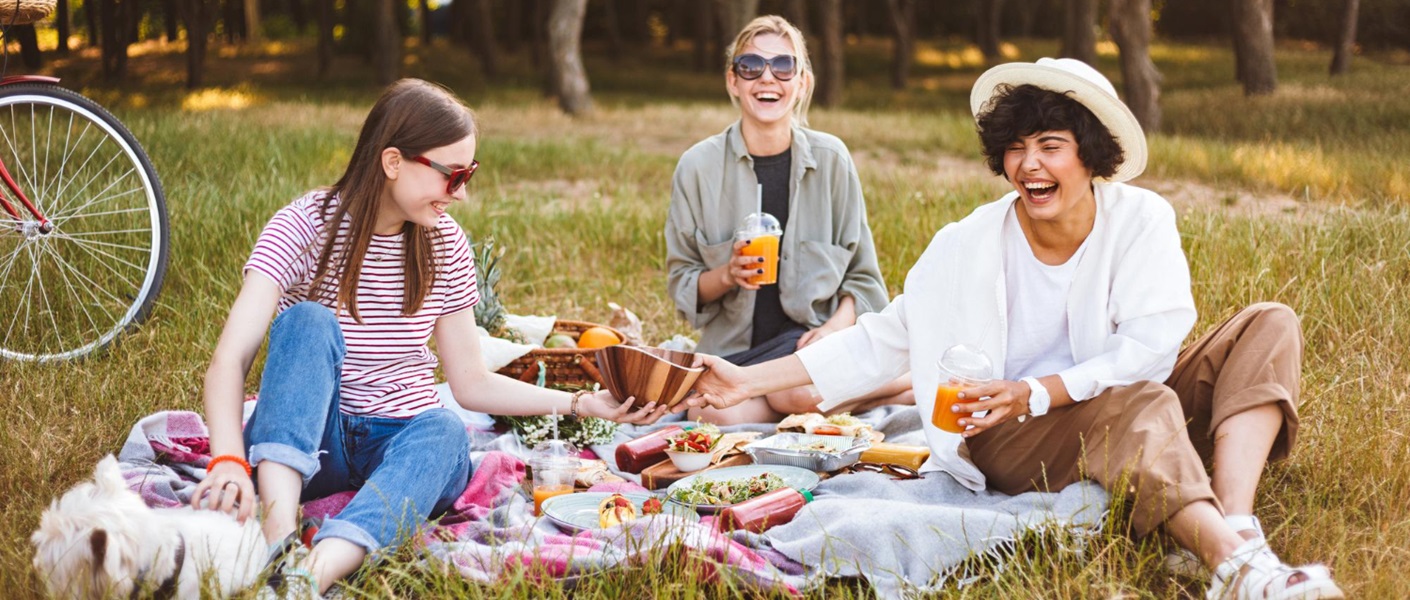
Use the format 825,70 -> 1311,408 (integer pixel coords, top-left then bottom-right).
965,302 -> 1303,536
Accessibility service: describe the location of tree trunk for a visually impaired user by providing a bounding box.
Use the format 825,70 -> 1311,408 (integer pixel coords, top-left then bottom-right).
419,0 -> 431,44
373,0 -> 400,85
1062,0 -> 1097,65
289,0 -> 308,33
505,0 -> 521,52
548,0 -> 593,116
1110,0 -> 1161,132
534,0 -> 553,93
56,0 -> 70,53
815,0 -> 843,108
99,0 -> 126,80
176,0 -> 210,88
471,0 -> 499,78
603,0 -> 622,62
783,0 -> 807,36
886,0 -> 915,90
976,0 -> 1005,62
162,0 -> 178,42
712,0 -> 758,51
317,0 -> 334,78
13,26 -> 41,69
1229,0 -> 1277,96
1329,0 -> 1360,75
693,0 -> 714,72
244,0 -> 261,42
85,0 -> 98,47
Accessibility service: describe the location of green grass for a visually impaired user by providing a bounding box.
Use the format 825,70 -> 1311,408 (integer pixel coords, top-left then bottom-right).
2,35 -> 1409,598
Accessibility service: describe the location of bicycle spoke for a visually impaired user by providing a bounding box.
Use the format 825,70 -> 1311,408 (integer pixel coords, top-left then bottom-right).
30,240 -> 66,353
49,120 -> 109,216
51,233 -> 148,281
48,115 -> 89,217
49,157 -> 134,222
35,239 -> 106,342
51,181 -> 142,222
58,227 -> 151,237
3,244 -> 39,354
56,206 -> 149,220
36,238 -> 122,334
40,103 -> 54,210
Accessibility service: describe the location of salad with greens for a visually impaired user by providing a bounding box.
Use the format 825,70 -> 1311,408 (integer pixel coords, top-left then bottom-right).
670,472 -> 787,505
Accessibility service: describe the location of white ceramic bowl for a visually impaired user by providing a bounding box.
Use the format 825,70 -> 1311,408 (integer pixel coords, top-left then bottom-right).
665,449 -> 713,472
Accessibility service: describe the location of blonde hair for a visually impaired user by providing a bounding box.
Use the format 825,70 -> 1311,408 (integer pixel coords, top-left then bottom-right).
725,15 -> 814,127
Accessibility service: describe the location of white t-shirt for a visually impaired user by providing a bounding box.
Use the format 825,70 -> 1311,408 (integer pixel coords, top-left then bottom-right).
1002,207 -> 1087,382
244,191 -> 479,418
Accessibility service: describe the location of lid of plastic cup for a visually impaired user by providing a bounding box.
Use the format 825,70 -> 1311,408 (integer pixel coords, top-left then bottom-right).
740,212 -> 782,234
530,438 -> 580,469
939,344 -> 994,381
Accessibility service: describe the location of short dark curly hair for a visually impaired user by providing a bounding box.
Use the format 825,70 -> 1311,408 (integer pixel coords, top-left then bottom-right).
975,84 -> 1124,180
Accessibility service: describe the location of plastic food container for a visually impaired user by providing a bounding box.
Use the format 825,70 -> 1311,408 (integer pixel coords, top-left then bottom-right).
744,433 -> 870,472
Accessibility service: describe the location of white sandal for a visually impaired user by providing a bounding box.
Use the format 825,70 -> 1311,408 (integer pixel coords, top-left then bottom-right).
1165,514 -> 1267,578
1206,537 -> 1345,600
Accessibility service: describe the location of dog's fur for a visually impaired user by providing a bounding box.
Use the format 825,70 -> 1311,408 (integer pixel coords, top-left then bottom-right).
31,455 -> 267,599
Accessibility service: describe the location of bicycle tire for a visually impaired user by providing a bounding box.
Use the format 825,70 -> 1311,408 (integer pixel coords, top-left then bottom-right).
0,83 -> 168,362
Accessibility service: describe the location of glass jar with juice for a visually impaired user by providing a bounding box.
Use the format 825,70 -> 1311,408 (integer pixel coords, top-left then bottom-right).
734,212 -> 782,286
932,345 -> 993,434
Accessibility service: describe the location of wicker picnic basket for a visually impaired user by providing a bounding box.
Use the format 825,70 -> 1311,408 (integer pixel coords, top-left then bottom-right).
0,0 -> 55,25
495,319 -> 625,389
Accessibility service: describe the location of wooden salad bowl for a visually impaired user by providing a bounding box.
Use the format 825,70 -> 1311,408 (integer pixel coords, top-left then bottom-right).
595,345 -> 706,410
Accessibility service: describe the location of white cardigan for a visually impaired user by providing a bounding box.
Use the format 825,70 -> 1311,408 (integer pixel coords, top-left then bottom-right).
796,182 -> 1197,490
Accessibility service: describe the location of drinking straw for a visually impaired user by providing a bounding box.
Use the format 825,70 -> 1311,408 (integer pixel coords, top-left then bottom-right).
756,183 -> 763,217
550,408 -> 559,441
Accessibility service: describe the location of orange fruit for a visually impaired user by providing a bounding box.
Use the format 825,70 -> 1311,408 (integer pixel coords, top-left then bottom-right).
577,326 -> 622,349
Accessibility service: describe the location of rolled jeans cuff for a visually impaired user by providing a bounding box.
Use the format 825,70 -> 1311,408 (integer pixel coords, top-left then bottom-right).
314,518 -> 383,555
248,442 -> 322,486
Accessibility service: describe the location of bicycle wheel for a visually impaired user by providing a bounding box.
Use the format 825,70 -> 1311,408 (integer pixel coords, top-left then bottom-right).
0,83 -> 168,362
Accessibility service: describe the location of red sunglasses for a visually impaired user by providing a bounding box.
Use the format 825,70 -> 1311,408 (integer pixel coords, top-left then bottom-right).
409,155 -> 479,195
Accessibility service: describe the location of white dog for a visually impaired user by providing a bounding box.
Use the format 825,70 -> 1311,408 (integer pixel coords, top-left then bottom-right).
31,455 -> 268,599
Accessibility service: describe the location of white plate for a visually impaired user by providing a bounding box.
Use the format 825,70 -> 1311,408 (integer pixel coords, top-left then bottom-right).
539,491 -> 699,533
664,464 -> 821,514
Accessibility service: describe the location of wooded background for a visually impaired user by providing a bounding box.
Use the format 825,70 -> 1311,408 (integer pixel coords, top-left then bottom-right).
3,0 -> 1404,127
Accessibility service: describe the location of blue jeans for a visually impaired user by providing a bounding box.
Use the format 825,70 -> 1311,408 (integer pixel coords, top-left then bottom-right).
244,302 -> 472,553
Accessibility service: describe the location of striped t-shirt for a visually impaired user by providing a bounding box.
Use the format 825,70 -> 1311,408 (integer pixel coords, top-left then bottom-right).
244,191 -> 479,418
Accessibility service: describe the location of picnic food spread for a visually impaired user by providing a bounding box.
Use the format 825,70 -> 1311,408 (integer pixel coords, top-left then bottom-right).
597,493 -> 639,528
777,412 -> 875,438
615,425 -> 685,473
670,472 -> 788,505
858,442 -> 932,471
715,487 -> 813,533
668,423 -> 721,453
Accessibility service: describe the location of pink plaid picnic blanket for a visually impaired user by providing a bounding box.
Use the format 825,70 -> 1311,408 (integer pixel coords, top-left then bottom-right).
114,407 -> 801,596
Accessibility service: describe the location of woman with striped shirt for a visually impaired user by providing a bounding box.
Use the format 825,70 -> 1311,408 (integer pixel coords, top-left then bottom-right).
191,80 -> 669,596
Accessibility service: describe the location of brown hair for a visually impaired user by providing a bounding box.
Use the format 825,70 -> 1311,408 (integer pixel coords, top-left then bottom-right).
725,15 -> 815,127
309,78 -> 478,322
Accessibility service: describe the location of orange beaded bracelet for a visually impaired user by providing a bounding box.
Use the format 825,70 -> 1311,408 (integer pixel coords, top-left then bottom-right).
207,454 -> 252,477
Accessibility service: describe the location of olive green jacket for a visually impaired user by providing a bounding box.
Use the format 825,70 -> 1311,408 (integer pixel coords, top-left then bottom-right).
665,122 -> 889,356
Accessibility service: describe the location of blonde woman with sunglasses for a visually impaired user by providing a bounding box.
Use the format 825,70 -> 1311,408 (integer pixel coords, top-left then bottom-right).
192,79 -> 669,596
666,16 -> 910,425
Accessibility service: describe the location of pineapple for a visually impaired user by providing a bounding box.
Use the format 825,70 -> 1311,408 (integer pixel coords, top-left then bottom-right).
472,236 -> 513,338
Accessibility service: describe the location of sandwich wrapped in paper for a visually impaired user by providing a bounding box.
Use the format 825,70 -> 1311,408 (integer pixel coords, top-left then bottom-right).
777,412 -> 874,438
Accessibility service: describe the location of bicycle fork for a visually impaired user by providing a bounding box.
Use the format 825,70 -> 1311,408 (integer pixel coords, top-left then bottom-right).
0,157 -> 52,237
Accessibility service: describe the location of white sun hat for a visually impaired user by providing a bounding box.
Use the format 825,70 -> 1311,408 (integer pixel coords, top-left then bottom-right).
969,57 -> 1147,183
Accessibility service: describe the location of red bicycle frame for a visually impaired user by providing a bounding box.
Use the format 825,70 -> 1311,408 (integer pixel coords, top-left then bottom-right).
0,75 -> 62,233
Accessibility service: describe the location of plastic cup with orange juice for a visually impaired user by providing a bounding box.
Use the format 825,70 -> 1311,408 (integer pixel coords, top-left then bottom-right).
529,438 -> 579,516
931,345 -> 993,434
735,212 -> 782,286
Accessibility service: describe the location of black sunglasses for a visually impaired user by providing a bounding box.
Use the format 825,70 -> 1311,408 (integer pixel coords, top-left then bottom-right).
732,53 -> 798,81
840,462 -> 922,481
409,155 -> 479,195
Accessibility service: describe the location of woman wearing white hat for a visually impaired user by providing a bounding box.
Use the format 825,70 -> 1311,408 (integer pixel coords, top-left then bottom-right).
687,58 -> 1342,599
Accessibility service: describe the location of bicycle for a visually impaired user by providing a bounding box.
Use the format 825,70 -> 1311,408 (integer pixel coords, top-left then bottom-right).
1,0 -> 169,362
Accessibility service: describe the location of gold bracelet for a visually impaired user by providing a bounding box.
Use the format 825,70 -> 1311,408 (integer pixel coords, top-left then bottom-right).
570,390 -> 588,419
